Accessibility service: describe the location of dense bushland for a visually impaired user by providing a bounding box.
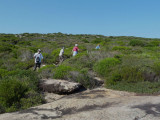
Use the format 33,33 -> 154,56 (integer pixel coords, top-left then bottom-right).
0,33 -> 160,113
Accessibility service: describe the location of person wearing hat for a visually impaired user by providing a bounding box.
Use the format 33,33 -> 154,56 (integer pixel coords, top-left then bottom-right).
33,49 -> 43,71
72,44 -> 79,56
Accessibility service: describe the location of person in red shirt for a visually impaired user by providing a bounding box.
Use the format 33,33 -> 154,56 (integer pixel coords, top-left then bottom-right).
72,44 -> 79,56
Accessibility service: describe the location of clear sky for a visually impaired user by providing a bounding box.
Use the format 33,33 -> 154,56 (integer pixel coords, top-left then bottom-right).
0,0 -> 160,38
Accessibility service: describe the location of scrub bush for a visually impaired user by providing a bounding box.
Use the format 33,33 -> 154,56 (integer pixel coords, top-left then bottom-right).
129,39 -> 146,47
91,38 -> 103,44
20,91 -> 45,109
0,77 -> 28,108
15,60 -> 34,70
39,65 -> 55,79
53,65 -> 72,79
0,69 -> 8,78
107,81 -> 160,94
93,57 -> 120,77
147,40 -> 160,47
152,62 -> 160,75
112,46 -> 131,51
81,39 -> 89,43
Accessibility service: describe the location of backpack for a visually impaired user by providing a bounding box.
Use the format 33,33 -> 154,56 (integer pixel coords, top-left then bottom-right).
36,54 -> 40,63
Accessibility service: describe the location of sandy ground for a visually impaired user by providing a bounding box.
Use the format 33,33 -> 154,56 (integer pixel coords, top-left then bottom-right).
0,87 -> 160,120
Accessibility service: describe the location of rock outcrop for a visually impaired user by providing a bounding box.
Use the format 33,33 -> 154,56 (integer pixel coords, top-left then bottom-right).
39,79 -> 82,94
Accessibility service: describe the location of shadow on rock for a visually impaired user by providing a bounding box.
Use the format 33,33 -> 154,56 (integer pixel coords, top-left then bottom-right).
16,102 -> 117,118
66,89 -> 106,99
17,107 -> 62,119
132,103 -> 160,117
61,102 -> 117,116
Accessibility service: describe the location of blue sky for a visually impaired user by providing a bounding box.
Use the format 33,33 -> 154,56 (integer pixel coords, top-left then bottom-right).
0,0 -> 160,38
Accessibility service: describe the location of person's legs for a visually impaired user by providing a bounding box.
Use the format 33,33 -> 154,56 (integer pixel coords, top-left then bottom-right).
73,51 -> 77,56
36,63 -> 41,71
33,63 -> 37,71
60,55 -> 63,61
59,55 -> 63,64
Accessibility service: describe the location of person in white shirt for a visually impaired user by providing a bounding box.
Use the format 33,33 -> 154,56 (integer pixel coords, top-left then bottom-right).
59,47 -> 64,62
33,49 -> 43,71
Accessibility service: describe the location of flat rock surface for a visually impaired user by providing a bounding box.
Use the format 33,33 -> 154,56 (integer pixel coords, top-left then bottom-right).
0,88 -> 160,120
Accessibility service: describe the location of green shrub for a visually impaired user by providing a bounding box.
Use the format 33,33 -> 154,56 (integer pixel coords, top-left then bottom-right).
0,77 -> 28,108
107,72 -> 122,85
129,39 -> 146,47
5,70 -> 39,91
20,91 -> 44,109
17,41 -> 31,46
93,57 -> 120,77
112,46 -> 131,51
92,38 -> 103,44
63,53 -> 93,70
0,104 -> 5,113
147,40 -> 160,47
117,66 -> 144,83
81,39 -> 89,43
53,65 -> 72,79
152,62 -> 160,75
15,60 -> 34,70
114,54 -> 123,61
107,81 -> 160,94
105,65 -> 147,93
67,69 -> 97,89
15,70 -> 39,91
0,43 -> 14,53
115,41 -> 125,46
0,69 -> 8,78
131,48 -> 143,54
39,65 -> 55,79
41,53 -> 55,64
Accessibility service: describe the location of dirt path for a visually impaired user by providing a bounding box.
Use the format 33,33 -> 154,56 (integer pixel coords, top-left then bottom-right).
0,87 -> 160,120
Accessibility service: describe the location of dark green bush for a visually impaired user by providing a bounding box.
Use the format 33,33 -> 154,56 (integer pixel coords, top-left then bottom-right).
53,65 -> 72,79
0,77 -> 28,108
15,60 -> 34,70
92,38 -> 103,44
15,70 -> 39,91
39,65 -> 55,79
4,70 -> 39,91
81,39 -> 89,43
63,52 -> 93,70
147,40 -> 160,47
152,62 -> 160,75
0,69 -> 8,78
93,57 -> 120,77
17,41 -> 31,46
115,41 -> 125,46
20,91 -> 44,109
119,66 -> 144,83
0,43 -> 14,53
107,72 -> 122,85
129,39 -> 146,47
67,69 -> 97,89
0,104 -> 5,113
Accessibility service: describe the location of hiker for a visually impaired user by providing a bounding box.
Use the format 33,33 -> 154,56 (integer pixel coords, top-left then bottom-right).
59,47 -> 64,62
72,44 -> 79,56
33,49 -> 43,71
95,44 -> 100,49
